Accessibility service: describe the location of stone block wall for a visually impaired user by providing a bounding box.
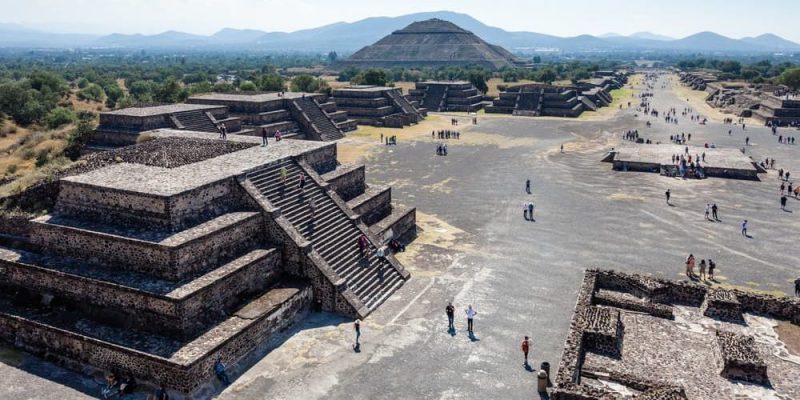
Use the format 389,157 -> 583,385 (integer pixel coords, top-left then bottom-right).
30,212 -> 264,281
702,289 -> 744,322
715,330 -> 768,384
322,164 -> 366,201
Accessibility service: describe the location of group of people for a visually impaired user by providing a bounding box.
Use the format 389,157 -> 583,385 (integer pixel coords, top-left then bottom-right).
433,130 -> 461,140
523,179 -> 536,221
623,130 -> 640,141
217,123 -> 228,139
670,132 -> 691,144
777,135 -> 796,145
684,254 -> 717,281
100,372 -> 137,399
435,143 -> 449,156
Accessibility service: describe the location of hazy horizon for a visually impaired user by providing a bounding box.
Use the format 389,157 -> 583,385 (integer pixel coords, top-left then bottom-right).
1,0 -> 799,42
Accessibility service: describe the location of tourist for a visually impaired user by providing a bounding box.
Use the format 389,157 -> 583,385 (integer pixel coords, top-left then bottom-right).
354,319 -> 361,348
712,204 -> 719,221
685,254 -> 695,277
153,384 -> 169,400
526,179 -> 531,194
101,373 -> 120,399
309,196 -> 317,220
465,305 -> 477,335
795,278 -> 800,297
560,144 -> 564,153
523,202 -> 529,221
780,182 -> 785,196
528,202 -> 535,222
357,234 -> 369,257
221,123 -> 227,140
665,189 -> 671,204
741,220 -> 748,237
280,166 -> 288,185
214,359 -> 230,385
708,259 -> 716,280
704,204 -> 710,221
389,238 -> 405,253
781,195 -> 788,210
298,173 -> 306,191
521,336 -> 531,367
699,259 -> 707,280
446,302 -> 455,331
261,127 -> 268,147
745,137 -> 749,146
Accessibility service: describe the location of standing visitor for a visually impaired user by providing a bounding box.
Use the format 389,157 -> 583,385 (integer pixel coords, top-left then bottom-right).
354,319 -> 361,348
699,259 -> 707,280
465,305 -> 477,335
446,302 -> 455,331
741,220 -> 748,237
708,259 -> 716,280
665,189 -> 671,204
521,336 -> 531,367
712,204 -> 719,221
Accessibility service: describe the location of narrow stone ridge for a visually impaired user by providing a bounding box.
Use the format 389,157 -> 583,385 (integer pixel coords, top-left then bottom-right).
247,159 -> 404,311
294,97 -> 344,141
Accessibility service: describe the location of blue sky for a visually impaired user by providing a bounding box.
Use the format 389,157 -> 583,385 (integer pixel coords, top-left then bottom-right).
2,0 -> 799,41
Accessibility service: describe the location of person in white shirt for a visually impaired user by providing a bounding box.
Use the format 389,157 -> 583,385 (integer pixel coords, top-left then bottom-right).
465,305 -> 477,334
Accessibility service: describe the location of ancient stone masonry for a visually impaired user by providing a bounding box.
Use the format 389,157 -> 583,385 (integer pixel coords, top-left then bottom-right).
679,71 -> 719,91
486,72 -> 628,118
715,330 -> 769,385
408,81 -> 484,113
330,86 -> 424,127
92,104 -> 246,148
187,92 -> 355,140
0,131 -> 415,397
344,18 -> 527,70
552,269 -> 800,400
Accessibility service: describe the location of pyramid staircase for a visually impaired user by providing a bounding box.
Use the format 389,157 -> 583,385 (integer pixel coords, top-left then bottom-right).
292,97 -> 344,141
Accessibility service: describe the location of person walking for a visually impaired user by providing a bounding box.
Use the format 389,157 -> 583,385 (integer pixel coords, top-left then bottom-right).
665,189 -> 671,204
685,254 -> 695,277
708,259 -> 716,280
261,127 -> 268,147
521,336 -> 531,367
795,278 -> 800,297
704,204 -> 711,221
523,202 -> 529,221
465,305 -> 477,335
214,359 -> 230,385
354,319 -> 361,348
528,202 -> 535,222
298,173 -> 306,191
781,195 -> 788,210
741,220 -> 748,236
446,302 -> 455,331
280,166 -> 288,185
525,179 -> 531,194
699,259 -> 707,280
712,204 -> 719,221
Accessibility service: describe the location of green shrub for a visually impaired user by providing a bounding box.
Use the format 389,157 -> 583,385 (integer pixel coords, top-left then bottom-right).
44,107 -> 77,129
35,149 -> 49,167
21,148 -> 35,160
6,164 -> 17,174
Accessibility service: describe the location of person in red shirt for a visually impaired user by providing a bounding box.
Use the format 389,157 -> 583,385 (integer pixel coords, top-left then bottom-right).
521,336 -> 531,367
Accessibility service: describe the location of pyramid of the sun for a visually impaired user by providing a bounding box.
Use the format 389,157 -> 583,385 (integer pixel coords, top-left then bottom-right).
345,18 -> 525,69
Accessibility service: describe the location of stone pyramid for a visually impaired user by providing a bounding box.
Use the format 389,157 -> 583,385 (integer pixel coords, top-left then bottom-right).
345,18 -> 524,69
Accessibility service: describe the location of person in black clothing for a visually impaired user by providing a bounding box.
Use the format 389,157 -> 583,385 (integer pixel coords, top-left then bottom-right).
711,203 -> 718,221
154,384 -> 169,400
665,189 -> 671,204
261,127 -> 268,147
708,259 -> 716,280
446,302 -> 455,331
795,278 -> 800,297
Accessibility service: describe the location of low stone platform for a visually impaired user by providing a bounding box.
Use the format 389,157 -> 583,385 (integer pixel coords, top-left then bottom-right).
611,145 -> 760,180
553,269 -> 800,399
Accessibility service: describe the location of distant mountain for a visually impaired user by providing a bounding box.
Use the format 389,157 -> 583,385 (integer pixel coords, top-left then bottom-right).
0,12 -> 798,55
741,33 -> 800,51
669,31 -> 759,52
210,28 -> 269,44
630,32 -> 674,41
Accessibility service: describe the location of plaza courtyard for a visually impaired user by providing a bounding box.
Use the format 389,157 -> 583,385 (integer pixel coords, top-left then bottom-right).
2,74 -> 799,399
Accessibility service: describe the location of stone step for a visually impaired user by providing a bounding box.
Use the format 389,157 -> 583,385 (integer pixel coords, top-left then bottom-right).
369,205 -> 417,241
0,246 -> 282,338
347,185 -> 392,225
30,211 -> 264,281
0,281 -> 312,395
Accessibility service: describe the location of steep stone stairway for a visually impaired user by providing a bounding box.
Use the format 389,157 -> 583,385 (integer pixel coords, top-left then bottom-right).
172,111 -> 220,133
246,159 -> 405,311
385,89 -> 421,121
421,84 -> 447,111
294,97 -> 344,141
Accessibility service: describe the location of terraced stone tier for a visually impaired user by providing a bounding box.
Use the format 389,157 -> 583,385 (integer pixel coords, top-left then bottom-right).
30,211 -> 264,280
0,246 -> 281,338
370,204 -> 417,241
0,282 -> 311,394
347,185 -> 392,226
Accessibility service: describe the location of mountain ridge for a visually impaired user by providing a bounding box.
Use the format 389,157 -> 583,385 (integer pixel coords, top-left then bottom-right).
0,12 -> 798,53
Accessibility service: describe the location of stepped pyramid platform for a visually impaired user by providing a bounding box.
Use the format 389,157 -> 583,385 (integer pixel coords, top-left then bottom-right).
0,131 -> 414,397
345,18 -> 526,70
486,83 -> 587,117
188,92 -> 356,141
330,86 -> 425,127
92,104 -> 247,148
753,94 -> 800,126
407,81 -> 485,112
